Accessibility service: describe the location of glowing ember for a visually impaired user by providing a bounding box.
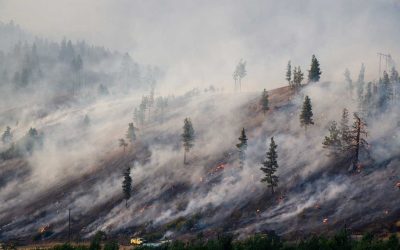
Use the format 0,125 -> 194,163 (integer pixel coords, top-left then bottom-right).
39,225 -> 50,234
323,218 -> 328,224
208,163 -> 227,175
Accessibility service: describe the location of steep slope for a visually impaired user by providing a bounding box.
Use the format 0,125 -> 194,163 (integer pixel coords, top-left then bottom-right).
1,83 -> 400,244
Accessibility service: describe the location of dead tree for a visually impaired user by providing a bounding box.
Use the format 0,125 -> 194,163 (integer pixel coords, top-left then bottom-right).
347,113 -> 368,172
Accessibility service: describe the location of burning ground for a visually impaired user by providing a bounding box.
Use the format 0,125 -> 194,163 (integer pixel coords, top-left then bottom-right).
1,82 -> 400,244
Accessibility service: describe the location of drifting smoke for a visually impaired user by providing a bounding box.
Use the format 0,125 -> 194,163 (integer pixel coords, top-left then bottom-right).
1,0 -> 400,242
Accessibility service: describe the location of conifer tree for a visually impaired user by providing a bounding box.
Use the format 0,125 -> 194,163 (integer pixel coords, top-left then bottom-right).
261,137 -> 279,194
236,128 -> 248,169
260,89 -> 269,115
1,126 -> 12,144
378,71 -> 392,110
293,66 -> 304,90
308,55 -> 322,82
122,167 -> 132,208
322,121 -> 342,154
126,123 -> 137,143
233,59 -> 247,92
286,61 -> 292,87
181,118 -> 195,164
344,69 -> 353,98
339,108 -> 350,149
300,96 -> 314,129
119,138 -> 128,152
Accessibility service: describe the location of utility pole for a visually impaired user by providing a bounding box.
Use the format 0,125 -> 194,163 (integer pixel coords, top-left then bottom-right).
68,208 -> 71,243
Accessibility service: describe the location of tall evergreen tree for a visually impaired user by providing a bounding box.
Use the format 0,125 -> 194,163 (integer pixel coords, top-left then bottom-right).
344,69 -> 353,98
308,55 -> 322,82
181,118 -> 195,164
260,89 -> 269,115
233,59 -> 247,92
122,167 -> 132,208
378,71 -> 392,110
293,66 -> 304,91
286,61 -> 292,87
236,128 -> 248,169
300,96 -> 314,129
322,121 -> 342,154
126,123 -> 137,143
1,126 -> 12,144
261,137 -> 279,194
119,138 -> 128,152
339,108 -> 350,149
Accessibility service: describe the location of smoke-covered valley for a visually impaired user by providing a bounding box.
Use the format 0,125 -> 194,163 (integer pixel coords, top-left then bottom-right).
1,0 -> 400,246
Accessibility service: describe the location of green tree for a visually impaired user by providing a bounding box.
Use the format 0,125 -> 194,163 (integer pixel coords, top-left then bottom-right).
261,137 -> 279,194
286,60 -> 292,87
126,123 -> 137,143
293,66 -> 304,90
339,108 -> 350,149
260,89 -> 269,115
122,167 -> 132,208
118,138 -> 128,152
344,68 -> 353,98
308,54 -> 322,82
181,118 -> 195,164
236,128 -> 248,169
233,59 -> 247,92
300,96 -> 314,129
322,121 -> 342,154
1,126 -> 13,144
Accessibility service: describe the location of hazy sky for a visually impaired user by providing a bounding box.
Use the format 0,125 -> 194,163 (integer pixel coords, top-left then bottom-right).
1,0 -> 399,92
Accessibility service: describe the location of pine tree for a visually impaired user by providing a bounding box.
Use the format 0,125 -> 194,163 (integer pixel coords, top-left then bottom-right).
119,138 -> 128,152
339,108 -> 350,149
181,118 -> 195,164
260,89 -> 269,115
293,66 -> 304,90
322,121 -> 342,154
344,69 -> 353,98
300,96 -> 314,129
356,64 -> 366,112
1,126 -> 12,144
261,137 -> 279,194
126,123 -> 137,143
286,61 -> 292,87
308,55 -> 322,82
378,71 -> 392,110
233,59 -> 247,92
122,167 -> 132,208
236,128 -> 248,169
346,113 -> 368,172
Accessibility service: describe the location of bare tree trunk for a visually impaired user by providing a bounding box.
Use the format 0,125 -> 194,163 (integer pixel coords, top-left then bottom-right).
184,150 -> 187,164
125,199 -> 128,208
271,186 -> 274,194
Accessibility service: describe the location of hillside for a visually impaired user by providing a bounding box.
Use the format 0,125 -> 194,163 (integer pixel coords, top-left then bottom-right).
1,80 -> 400,245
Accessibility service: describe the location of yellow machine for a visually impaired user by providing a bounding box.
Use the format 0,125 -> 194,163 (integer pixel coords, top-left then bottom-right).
130,237 -> 144,245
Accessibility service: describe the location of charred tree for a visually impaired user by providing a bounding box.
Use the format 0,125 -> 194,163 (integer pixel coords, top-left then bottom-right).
346,113 -> 368,172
